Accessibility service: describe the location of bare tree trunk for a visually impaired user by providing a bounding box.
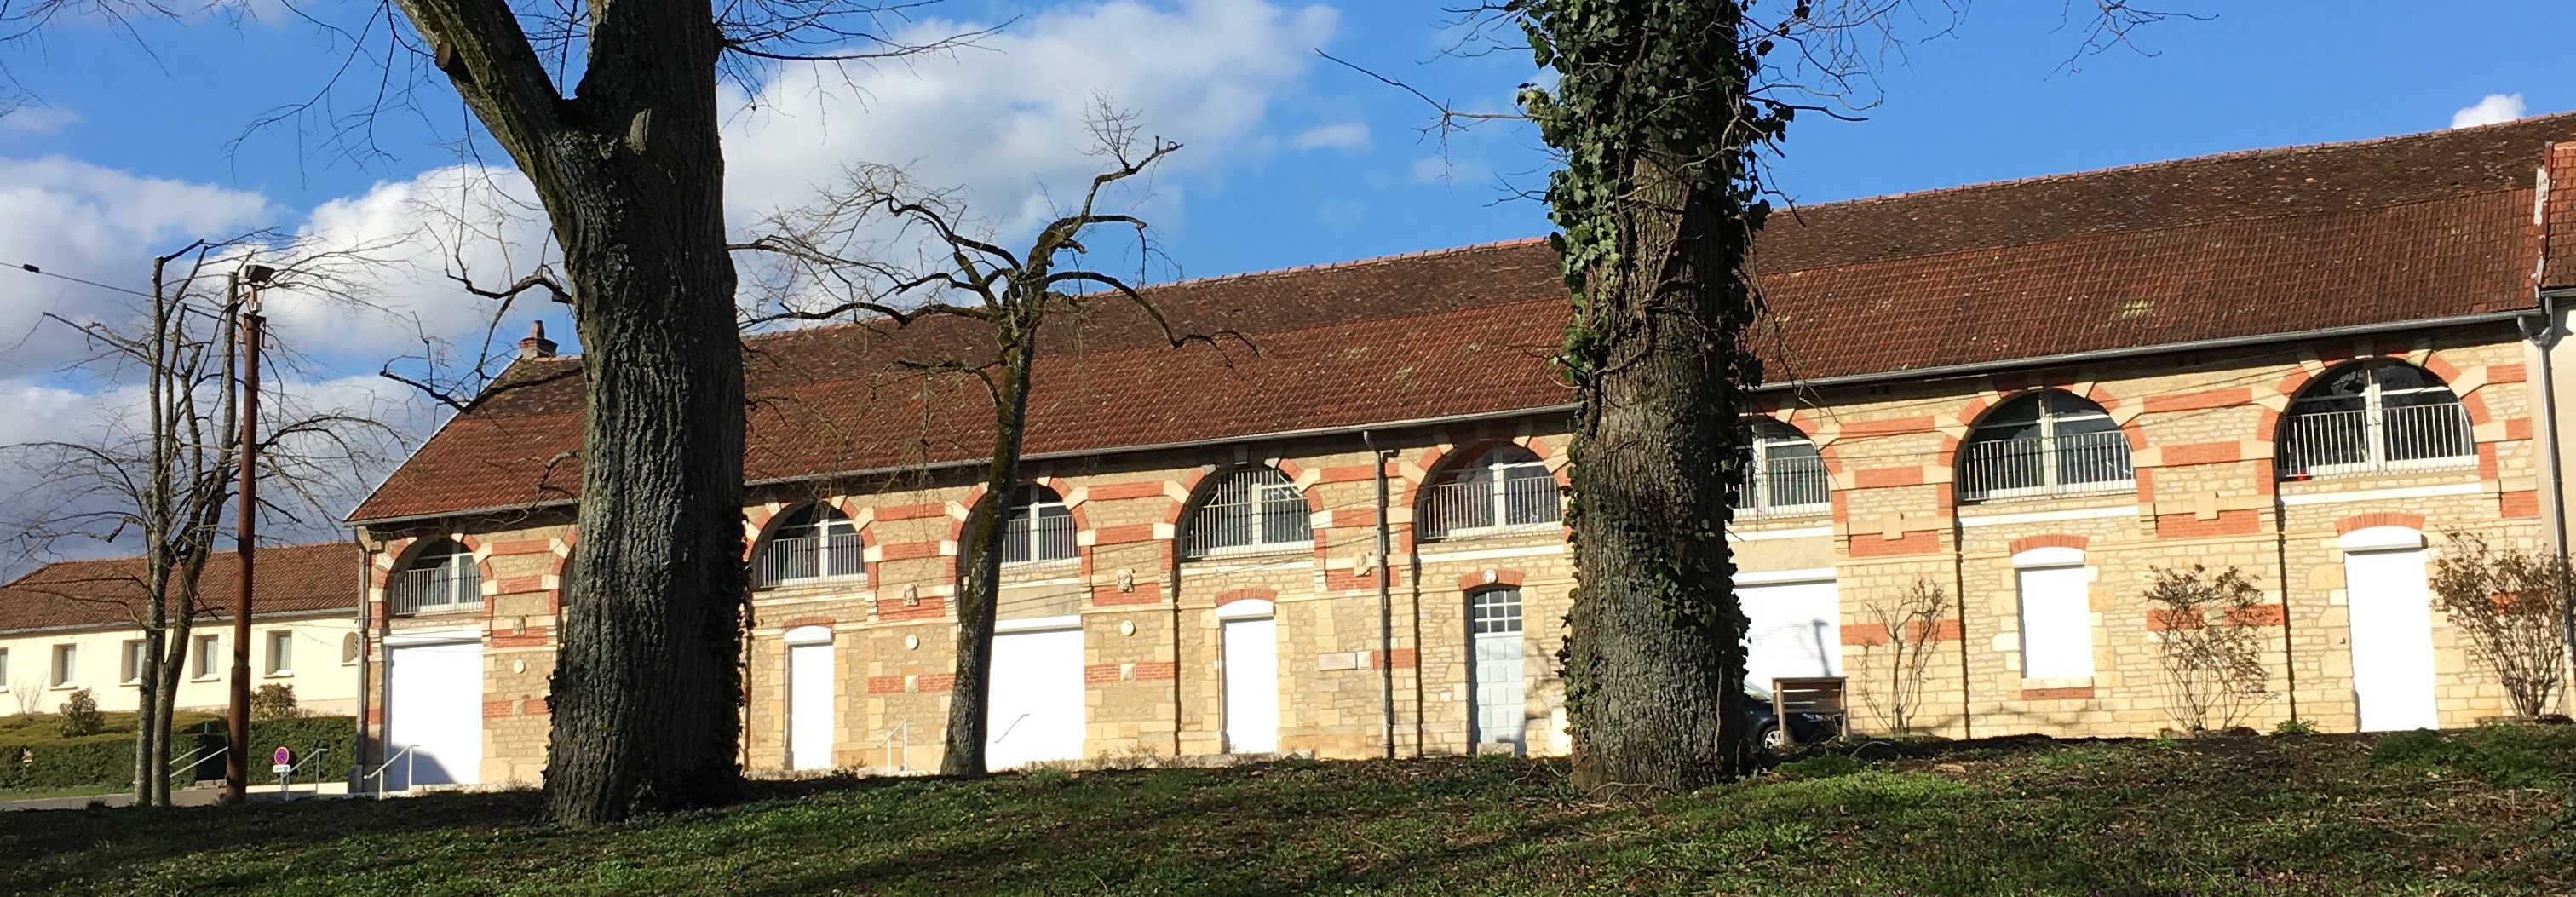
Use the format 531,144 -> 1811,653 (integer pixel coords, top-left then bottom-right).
942,338 -> 1038,777
542,158 -> 749,821
1564,150 -> 1757,791
386,0 -> 748,824
531,24 -> 748,820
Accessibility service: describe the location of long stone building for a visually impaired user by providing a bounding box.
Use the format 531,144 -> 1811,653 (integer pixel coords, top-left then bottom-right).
346,113 -> 2576,787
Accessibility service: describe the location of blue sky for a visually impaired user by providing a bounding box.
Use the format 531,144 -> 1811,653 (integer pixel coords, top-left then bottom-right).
0,0 -> 2567,554
4,1 -> 2567,281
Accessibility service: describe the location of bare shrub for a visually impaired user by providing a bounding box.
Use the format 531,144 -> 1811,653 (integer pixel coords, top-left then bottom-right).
2429,534 -> 2570,719
1851,578 -> 1951,735
2144,565 -> 2274,733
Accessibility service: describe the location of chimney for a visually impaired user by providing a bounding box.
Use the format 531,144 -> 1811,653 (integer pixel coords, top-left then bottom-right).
518,320 -> 559,360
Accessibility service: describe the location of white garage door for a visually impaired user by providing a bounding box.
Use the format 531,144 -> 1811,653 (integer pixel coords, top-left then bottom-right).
986,620 -> 1084,768
2347,546 -> 2440,731
1741,577 -> 1841,692
387,637 -> 484,789
1222,615 -> 1279,753
787,629 -> 836,771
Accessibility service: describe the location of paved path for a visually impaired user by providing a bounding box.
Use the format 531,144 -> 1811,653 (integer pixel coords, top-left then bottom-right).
3,784 -> 350,811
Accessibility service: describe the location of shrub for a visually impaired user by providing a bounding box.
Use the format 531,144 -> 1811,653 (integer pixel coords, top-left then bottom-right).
2143,565 -> 2274,733
2429,534 -> 2571,718
2270,717 -> 2320,736
55,689 -> 104,739
1852,578 -> 1951,735
250,683 -> 302,722
0,715 -> 356,791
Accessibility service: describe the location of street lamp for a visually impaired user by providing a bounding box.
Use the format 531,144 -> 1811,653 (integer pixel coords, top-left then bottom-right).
224,262 -> 273,804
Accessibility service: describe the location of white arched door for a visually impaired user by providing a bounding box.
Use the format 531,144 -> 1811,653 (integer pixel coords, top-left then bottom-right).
1219,601 -> 1279,753
2342,526 -> 2439,731
785,626 -> 836,770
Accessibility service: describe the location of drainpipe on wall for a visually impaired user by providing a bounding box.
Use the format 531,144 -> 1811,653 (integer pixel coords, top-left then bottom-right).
2270,493 -> 2301,726
351,529 -> 373,791
2535,290 -> 2576,711
1364,430 -> 1397,760
1950,515 -> 1972,741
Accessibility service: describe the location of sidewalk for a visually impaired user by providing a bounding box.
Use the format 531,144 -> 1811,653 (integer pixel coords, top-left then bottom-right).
2,781 -> 351,812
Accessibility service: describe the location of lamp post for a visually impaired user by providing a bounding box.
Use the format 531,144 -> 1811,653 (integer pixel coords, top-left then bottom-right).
224,262 -> 273,804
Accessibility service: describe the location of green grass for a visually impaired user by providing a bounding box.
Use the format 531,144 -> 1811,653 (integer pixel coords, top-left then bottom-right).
4,727 -> 2573,896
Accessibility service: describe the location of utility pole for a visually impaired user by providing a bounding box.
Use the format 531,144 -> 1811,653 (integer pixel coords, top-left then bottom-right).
224,264 -> 273,803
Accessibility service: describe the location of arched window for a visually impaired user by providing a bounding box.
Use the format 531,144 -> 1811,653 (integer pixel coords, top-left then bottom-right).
1958,391 -> 2133,502
756,503 -> 864,587
1735,420 -> 1829,517
1184,469 -> 1310,559
390,539 -> 479,615
1001,485 -> 1078,566
1421,446 -> 1560,541
2278,361 -> 2474,479
341,632 -> 362,665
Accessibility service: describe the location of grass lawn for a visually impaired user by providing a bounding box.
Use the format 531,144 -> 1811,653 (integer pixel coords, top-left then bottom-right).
2,727 -> 2570,896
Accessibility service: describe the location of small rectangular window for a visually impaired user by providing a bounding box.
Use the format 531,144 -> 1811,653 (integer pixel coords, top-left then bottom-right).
2017,565 -> 2096,680
193,635 -> 221,680
51,644 -> 77,687
1,647 -> 12,689
266,630 -> 292,676
122,640 -> 147,684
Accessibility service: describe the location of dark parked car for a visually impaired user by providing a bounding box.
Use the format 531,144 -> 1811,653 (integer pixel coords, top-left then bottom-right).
1745,682 -> 1837,750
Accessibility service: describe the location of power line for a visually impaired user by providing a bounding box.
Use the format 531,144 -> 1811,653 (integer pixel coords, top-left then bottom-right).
7,262 -> 155,300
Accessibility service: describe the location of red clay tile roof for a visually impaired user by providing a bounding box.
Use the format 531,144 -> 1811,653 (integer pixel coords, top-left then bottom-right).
0,543 -> 359,634
2545,141 -> 2576,292
350,112 -> 2576,524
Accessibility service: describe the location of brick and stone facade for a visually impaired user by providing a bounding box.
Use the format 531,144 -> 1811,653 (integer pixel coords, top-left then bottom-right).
349,114 -> 2576,785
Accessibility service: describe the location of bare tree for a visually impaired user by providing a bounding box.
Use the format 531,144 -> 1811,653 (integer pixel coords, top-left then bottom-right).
1851,578 -> 1949,735
738,106 -> 1227,776
2429,534 -> 2571,720
2142,564 -> 2273,733
3,237 -> 400,806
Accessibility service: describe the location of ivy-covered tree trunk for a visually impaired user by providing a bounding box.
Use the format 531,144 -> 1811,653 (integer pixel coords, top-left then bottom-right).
1521,0 -> 1781,790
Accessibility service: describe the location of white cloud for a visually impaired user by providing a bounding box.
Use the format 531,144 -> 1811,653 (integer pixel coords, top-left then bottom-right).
2451,94 -> 2527,129
722,0 -> 1337,242
1294,122 -> 1369,151
0,157 -> 274,375
0,106 -> 79,135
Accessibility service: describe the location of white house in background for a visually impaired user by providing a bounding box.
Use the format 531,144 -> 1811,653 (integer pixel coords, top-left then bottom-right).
0,543 -> 362,716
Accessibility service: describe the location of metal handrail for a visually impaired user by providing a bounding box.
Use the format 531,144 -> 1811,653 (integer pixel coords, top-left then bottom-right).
364,745 -> 418,794
875,719 -> 911,773
991,712 -> 1032,745
168,744 -> 219,770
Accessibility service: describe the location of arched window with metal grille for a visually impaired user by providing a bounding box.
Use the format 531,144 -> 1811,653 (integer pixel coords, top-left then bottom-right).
756,503 -> 865,587
1000,485 -> 1078,566
1734,420 -> 1829,517
389,539 -> 480,615
1957,391 -> 2134,503
1184,469 -> 1310,559
2277,361 -> 2474,480
1420,446 -> 1560,541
